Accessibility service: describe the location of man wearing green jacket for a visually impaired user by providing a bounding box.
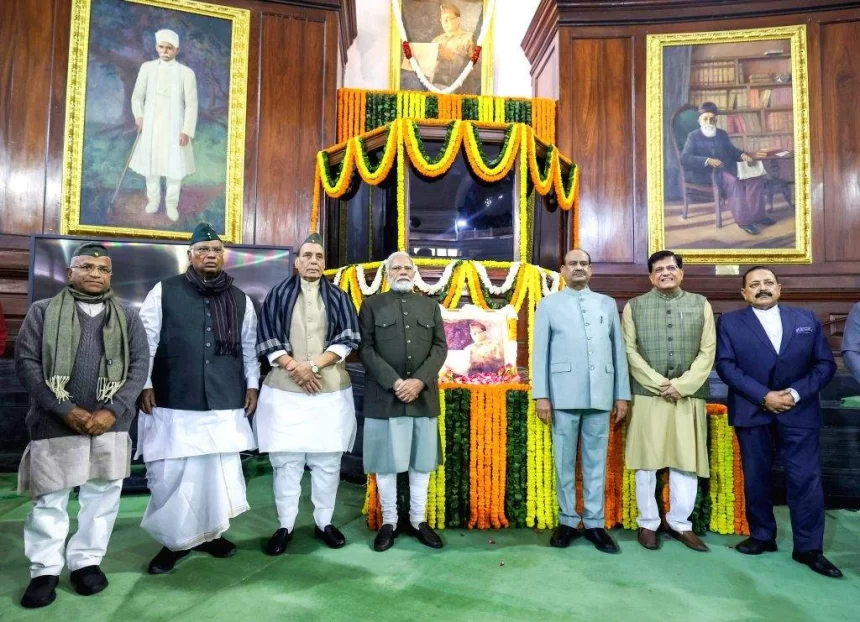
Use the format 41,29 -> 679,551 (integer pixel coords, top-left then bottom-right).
359,252 -> 448,552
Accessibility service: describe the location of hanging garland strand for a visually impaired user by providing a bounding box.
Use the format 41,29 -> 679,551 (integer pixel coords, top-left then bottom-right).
310,122 -> 580,232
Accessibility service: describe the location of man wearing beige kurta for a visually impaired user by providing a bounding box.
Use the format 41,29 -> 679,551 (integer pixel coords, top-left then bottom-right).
623,250 -> 715,552
255,234 -> 360,555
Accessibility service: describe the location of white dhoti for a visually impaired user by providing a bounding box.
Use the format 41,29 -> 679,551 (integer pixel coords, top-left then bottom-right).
141,453 -> 248,550
254,385 -> 356,531
137,407 -> 256,550
23,478 -> 123,578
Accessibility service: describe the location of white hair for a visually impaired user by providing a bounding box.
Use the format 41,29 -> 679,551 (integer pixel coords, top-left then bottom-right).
384,251 -> 414,273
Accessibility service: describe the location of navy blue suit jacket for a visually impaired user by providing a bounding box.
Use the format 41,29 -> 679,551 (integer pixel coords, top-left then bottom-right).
680,128 -> 745,185
715,305 -> 836,429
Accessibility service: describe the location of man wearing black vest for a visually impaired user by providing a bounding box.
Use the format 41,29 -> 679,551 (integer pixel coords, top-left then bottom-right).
137,223 -> 259,574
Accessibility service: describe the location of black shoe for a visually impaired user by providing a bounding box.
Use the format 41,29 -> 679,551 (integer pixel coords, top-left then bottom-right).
193,537 -> 237,558
756,216 -> 776,226
584,528 -> 619,554
20,575 -> 59,609
739,223 -> 761,235
792,551 -> 843,578
409,522 -> 443,549
265,528 -> 292,556
549,524 -> 579,548
735,537 -> 777,555
314,524 -> 346,549
373,524 -> 399,552
147,547 -> 190,575
69,565 -> 108,596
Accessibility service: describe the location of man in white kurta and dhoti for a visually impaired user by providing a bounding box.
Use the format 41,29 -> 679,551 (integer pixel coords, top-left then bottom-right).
130,28 -> 197,222
255,233 -> 361,555
137,223 -> 259,574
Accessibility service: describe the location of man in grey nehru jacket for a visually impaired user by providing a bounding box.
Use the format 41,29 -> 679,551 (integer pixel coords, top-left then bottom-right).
15,242 -> 149,608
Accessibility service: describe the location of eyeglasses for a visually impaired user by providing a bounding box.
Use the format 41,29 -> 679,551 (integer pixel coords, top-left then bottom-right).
192,246 -> 224,256
71,263 -> 112,275
653,265 -> 679,274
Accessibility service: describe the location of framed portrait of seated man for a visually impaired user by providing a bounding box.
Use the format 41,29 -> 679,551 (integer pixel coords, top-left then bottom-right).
645,25 -> 811,264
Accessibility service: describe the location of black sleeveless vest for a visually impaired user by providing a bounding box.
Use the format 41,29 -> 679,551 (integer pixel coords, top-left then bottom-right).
152,274 -> 247,410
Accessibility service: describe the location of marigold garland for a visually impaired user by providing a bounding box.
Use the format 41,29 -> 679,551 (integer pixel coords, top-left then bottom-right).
310,121 -> 580,233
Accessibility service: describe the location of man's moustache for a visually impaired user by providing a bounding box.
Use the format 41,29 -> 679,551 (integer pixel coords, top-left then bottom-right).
756,291 -> 772,298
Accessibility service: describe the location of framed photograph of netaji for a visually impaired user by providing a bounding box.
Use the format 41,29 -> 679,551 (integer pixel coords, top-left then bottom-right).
645,25 -> 812,264
389,0 -> 494,95
60,0 -> 250,243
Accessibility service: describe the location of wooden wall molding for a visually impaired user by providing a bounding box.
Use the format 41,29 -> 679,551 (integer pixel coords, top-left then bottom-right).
522,0 -> 558,69
555,0 -> 860,25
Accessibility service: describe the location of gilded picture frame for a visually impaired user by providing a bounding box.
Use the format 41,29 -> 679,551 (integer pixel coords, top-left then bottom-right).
61,0 -> 250,243
646,25 -> 811,264
389,0 -> 494,95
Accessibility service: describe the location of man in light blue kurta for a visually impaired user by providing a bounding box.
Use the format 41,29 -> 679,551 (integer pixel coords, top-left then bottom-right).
532,249 -> 631,553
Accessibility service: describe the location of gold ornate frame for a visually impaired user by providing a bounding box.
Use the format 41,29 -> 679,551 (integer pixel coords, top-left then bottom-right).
645,25 -> 811,264
61,0 -> 250,243
389,0 -> 494,95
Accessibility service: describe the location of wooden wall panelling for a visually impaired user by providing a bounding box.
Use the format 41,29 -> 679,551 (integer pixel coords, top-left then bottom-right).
254,7 -> 338,246
820,19 -> 860,262
560,36 -> 634,264
0,0 -> 57,235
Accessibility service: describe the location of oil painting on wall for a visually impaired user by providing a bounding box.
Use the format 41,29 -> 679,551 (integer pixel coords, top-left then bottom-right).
61,0 -> 249,242
646,25 -> 811,263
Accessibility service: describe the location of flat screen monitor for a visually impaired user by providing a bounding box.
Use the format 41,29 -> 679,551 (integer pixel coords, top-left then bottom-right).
28,235 -> 293,312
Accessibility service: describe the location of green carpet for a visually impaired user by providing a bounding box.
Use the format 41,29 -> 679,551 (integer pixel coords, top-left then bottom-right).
0,471 -> 858,621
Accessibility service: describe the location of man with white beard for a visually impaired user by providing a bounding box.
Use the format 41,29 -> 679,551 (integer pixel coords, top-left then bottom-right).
680,101 -> 771,236
129,28 -> 198,222
358,252 -> 448,552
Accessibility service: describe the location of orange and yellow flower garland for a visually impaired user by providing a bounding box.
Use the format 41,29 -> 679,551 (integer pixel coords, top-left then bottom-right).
337,88 -> 555,142
310,120 -> 580,236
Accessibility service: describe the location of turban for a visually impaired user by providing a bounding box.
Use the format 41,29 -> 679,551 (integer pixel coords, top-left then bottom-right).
698,101 -> 719,115
155,29 -> 179,48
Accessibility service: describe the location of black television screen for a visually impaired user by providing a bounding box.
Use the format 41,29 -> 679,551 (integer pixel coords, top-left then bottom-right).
28,235 -> 293,311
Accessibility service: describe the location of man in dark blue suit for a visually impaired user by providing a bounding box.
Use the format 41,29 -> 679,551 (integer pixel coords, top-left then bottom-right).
680,102 -> 773,236
716,267 -> 840,578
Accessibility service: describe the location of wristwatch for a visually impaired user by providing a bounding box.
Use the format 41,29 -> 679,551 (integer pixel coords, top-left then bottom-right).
311,364 -> 321,374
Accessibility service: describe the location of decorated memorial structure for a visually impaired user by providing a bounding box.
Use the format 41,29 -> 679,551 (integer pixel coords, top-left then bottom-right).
313,87 -> 748,536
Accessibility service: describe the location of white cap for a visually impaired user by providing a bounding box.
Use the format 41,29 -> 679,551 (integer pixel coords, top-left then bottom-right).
155,29 -> 179,48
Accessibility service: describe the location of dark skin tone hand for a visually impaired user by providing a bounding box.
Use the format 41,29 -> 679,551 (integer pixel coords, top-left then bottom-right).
85,409 -> 116,436
63,406 -> 92,434
244,388 -> 258,416
139,388 -> 156,414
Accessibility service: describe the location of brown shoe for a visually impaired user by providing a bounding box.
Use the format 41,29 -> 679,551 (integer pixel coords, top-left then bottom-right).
662,520 -> 709,552
637,528 -> 659,550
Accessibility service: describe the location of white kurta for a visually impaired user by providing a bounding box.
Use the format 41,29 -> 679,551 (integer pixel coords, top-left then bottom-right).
136,282 -> 259,462
130,59 -> 197,180
137,280 -> 259,549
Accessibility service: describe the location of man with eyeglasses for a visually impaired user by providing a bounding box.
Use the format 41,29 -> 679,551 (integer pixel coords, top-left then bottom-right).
255,232 -> 360,554
623,250 -> 715,553
15,242 -> 149,608
358,252 -> 448,552
137,222 -> 259,574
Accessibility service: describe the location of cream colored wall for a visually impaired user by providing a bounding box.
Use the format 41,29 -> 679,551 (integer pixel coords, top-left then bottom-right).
343,0 -> 541,97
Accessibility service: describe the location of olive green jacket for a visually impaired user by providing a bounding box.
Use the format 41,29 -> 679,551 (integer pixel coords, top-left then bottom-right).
358,291 -> 447,419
